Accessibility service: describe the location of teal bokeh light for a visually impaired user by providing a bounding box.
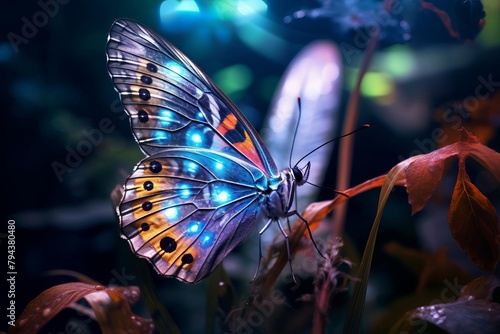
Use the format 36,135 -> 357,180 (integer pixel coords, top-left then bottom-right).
159,0 -> 200,32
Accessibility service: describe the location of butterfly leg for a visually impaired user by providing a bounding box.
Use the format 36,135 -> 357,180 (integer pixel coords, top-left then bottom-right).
250,218 -> 274,283
287,210 -> 326,259
276,219 -> 296,283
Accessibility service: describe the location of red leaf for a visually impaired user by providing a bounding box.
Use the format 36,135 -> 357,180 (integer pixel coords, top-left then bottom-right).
405,151 -> 446,214
85,289 -> 153,334
448,162 -> 500,272
404,129 -> 500,272
10,282 -> 153,334
405,129 -> 500,214
9,282 -> 106,334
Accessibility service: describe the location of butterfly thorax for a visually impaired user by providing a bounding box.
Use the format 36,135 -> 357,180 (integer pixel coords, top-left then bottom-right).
262,162 -> 310,219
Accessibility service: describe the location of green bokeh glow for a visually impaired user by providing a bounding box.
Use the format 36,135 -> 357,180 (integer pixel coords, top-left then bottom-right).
213,64 -> 253,95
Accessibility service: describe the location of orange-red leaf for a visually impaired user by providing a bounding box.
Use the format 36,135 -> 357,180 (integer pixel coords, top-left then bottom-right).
405,151 -> 446,214
10,282 -> 153,334
404,129 -> 500,272
448,163 -> 500,272
10,282 -> 106,334
85,288 -> 153,334
405,129 -> 500,214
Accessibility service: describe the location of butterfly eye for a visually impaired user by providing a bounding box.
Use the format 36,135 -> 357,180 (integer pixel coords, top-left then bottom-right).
293,162 -> 311,186
292,166 -> 303,183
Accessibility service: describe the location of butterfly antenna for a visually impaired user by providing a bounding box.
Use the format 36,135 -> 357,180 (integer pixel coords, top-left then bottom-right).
305,181 -> 350,198
294,124 -> 370,167
289,97 -> 303,168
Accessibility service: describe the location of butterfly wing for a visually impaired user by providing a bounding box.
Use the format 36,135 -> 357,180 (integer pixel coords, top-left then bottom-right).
106,19 -> 278,282
120,149 -> 268,283
106,18 -> 278,176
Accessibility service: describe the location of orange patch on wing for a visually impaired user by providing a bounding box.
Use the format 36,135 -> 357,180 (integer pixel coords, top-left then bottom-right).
216,113 -> 238,135
234,130 -> 266,171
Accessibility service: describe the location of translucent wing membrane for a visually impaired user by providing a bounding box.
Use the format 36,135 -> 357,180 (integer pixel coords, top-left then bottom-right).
106,19 -> 279,177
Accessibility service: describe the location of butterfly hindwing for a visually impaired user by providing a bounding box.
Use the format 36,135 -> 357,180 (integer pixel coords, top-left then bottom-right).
119,149 -> 267,282
106,19 -> 279,177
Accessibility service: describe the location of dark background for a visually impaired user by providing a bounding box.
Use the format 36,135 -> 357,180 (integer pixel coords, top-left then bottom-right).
2,0 -> 499,333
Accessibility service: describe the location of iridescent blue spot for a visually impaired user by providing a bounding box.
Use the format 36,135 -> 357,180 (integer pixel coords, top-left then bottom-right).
153,130 -> 170,143
178,184 -> 191,199
192,133 -> 202,143
167,62 -> 184,76
186,128 -> 204,146
215,162 -> 224,170
196,111 -> 205,120
215,190 -> 230,203
200,231 -> 215,249
186,221 -> 202,235
158,109 -> 173,122
186,161 -> 197,173
164,207 -> 179,220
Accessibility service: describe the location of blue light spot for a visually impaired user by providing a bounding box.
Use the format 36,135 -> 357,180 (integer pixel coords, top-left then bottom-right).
200,231 -> 215,249
153,130 -> 169,143
186,221 -> 202,235
164,207 -> 179,220
187,161 -> 197,172
196,112 -> 204,120
217,190 -> 229,202
192,133 -> 202,143
168,62 -> 185,76
159,109 -> 173,119
178,184 -> 191,199
186,127 -> 205,146
158,109 -> 173,128
215,162 -> 224,170
159,0 -> 200,33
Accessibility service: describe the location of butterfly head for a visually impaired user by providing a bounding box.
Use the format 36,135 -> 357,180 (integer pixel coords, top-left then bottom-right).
292,161 -> 311,186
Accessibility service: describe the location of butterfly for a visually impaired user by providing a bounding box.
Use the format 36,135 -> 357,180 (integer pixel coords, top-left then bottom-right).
106,18 -> 312,283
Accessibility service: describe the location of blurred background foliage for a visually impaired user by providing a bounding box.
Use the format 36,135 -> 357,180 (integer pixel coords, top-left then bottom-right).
2,0 -> 500,333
